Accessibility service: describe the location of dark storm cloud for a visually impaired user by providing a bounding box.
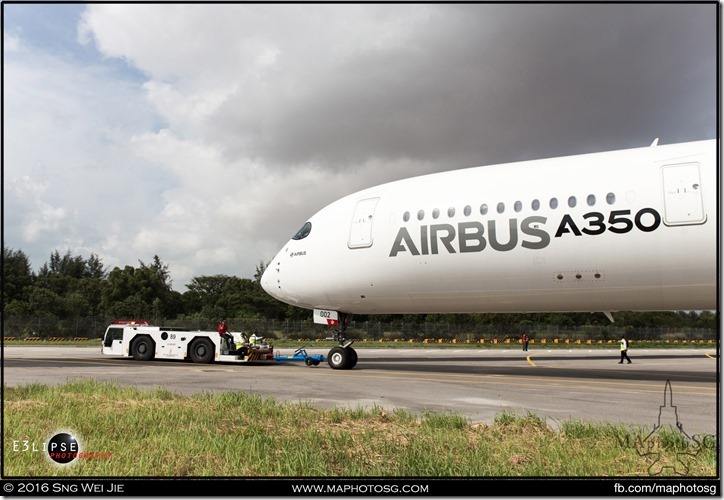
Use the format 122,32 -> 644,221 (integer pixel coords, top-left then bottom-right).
211,3 -> 715,173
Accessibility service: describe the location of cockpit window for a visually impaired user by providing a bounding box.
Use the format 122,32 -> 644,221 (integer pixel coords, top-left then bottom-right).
292,222 -> 312,240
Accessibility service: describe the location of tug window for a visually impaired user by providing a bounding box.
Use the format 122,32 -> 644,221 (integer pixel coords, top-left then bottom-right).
292,221 -> 312,240
104,327 -> 123,347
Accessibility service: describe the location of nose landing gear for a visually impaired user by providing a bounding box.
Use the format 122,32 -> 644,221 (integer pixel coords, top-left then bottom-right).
325,313 -> 358,370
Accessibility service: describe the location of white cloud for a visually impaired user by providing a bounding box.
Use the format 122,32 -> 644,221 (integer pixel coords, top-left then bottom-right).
22,203 -> 67,243
3,30 -> 21,52
3,31 -> 164,275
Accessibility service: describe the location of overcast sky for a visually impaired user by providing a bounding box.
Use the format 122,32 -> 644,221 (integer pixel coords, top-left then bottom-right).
3,4 -> 717,291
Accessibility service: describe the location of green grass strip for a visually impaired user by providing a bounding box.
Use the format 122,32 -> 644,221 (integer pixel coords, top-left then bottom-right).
3,380 -> 716,477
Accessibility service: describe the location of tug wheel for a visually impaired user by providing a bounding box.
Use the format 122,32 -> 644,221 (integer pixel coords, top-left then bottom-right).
131,336 -> 155,361
190,338 -> 215,364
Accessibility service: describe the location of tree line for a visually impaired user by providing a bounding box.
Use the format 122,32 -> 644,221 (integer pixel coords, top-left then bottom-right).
2,247 -> 294,322
2,247 -> 717,332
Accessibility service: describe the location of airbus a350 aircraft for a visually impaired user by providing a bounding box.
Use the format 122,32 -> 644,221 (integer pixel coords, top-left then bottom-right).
261,139 -> 717,369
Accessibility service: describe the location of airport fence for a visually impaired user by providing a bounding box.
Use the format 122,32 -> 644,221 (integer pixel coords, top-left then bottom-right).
1,316 -> 717,343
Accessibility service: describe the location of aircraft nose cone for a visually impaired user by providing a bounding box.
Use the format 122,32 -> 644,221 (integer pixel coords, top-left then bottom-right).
260,263 -> 276,298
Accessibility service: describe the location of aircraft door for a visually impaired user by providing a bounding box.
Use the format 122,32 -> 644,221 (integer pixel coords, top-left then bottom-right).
348,197 -> 379,249
661,163 -> 706,226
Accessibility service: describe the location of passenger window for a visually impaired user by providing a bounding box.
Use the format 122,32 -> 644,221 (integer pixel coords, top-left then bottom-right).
497,202 -> 505,214
514,201 -> 522,213
587,194 -> 596,206
417,210 -> 425,221
568,196 -> 577,208
532,199 -> 540,211
464,205 -> 472,216
432,208 -> 440,219
550,198 -> 558,209
403,212 -> 410,222
480,204 -> 488,215
447,207 -> 456,218
292,221 -> 312,240
606,193 -> 616,205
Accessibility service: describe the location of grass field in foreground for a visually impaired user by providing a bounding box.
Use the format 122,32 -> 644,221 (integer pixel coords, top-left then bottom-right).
3,380 -> 716,477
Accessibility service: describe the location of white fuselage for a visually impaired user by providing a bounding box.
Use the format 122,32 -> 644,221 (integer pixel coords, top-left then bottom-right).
261,140 -> 717,314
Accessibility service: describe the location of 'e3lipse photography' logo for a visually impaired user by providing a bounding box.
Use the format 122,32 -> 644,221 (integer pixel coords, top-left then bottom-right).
47,433 -> 79,464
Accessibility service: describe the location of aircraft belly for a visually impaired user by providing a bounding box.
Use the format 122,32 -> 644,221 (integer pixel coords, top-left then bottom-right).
341,283 -> 714,314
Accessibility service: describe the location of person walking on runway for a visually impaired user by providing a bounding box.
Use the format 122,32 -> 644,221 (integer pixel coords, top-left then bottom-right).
619,336 -> 632,364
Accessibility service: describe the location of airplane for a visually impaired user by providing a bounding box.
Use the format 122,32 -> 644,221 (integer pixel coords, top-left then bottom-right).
261,139 -> 718,369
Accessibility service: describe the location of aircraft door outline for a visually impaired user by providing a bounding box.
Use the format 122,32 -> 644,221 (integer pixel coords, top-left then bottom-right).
348,197 -> 380,249
661,163 -> 706,226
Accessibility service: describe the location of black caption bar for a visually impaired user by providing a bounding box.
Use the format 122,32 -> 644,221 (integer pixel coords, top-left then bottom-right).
0,478 -> 720,497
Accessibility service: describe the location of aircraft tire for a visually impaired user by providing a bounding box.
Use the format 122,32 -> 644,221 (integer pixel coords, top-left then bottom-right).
190,338 -> 215,364
346,347 -> 358,369
328,346 -> 350,370
131,336 -> 155,361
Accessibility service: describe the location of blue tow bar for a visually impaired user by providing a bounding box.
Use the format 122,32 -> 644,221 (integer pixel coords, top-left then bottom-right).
274,347 -> 325,366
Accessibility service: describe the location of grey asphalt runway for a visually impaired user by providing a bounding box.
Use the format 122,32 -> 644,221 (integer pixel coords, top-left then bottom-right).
3,346 -> 719,435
